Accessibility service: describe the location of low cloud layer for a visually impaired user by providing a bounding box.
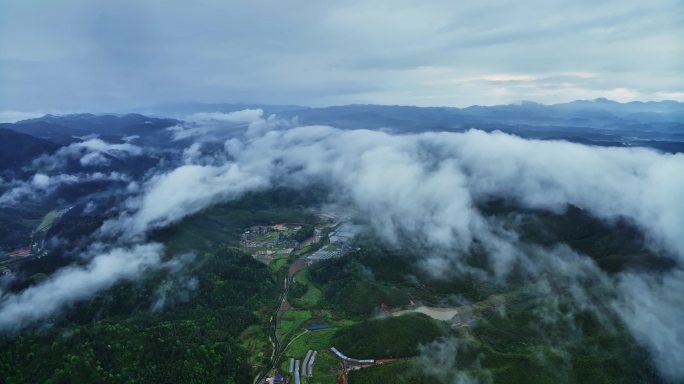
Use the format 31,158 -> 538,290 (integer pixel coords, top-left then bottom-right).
119,127 -> 684,263
0,243 -> 164,332
615,270 -> 684,381
169,109 -> 292,141
33,138 -> 143,170
0,171 -> 128,206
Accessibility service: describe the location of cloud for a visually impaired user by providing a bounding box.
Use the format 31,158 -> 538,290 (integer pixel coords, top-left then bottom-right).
216,128 -> 683,263
482,74 -> 540,82
0,243 -> 164,332
614,270 -> 684,383
102,163 -> 270,236
0,172 -> 129,206
418,336 -> 487,384
186,109 -> 265,124
31,138 -> 144,170
170,109 -> 292,141
105,126 -> 684,262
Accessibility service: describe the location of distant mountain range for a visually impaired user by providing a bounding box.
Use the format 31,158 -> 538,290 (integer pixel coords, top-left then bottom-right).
141,98 -> 684,151
0,99 -> 681,175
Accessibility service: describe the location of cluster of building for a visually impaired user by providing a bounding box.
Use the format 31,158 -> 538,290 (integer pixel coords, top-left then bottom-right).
305,223 -> 362,264
1,246 -> 39,275
287,349 -> 318,384
266,373 -> 286,384
252,248 -> 294,261
6,248 -> 31,258
240,225 -> 301,249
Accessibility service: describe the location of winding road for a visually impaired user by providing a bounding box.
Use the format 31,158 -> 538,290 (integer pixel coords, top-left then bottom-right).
254,258 -> 307,384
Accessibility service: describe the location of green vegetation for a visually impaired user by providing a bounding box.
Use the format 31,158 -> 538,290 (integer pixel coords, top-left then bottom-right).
305,242 -> 664,384
152,188 -> 322,254
459,293 -> 662,384
289,269 -> 324,308
240,325 -> 272,371
312,351 -> 340,384
332,313 -> 450,359
348,360 -> 433,384
35,207 -> 69,233
309,256 -> 411,316
279,309 -> 313,340
291,224 -> 314,242
284,328 -> 336,358
268,256 -> 289,273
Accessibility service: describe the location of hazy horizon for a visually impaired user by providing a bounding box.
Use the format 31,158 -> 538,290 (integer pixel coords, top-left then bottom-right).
1,96 -> 682,124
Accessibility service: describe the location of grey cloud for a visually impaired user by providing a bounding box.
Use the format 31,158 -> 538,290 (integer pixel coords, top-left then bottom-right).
1,0 -> 681,110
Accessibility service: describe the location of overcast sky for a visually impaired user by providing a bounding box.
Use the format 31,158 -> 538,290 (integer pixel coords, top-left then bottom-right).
1,0 -> 682,112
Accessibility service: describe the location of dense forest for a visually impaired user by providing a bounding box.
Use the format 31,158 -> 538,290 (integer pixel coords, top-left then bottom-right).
332,313 -> 449,359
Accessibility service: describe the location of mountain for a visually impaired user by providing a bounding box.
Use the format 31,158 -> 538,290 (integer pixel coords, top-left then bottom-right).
3,99 -> 682,153
270,99 -> 684,151
136,102 -> 307,117
4,114 -> 180,144
0,128 -> 59,171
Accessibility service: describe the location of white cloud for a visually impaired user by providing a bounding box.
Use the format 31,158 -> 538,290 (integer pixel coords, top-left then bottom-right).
30,138 -> 144,171
0,172 -> 129,206
0,243 -> 164,332
170,109 -> 291,141
615,270 -> 684,383
185,109 -> 264,124
103,163 -> 270,236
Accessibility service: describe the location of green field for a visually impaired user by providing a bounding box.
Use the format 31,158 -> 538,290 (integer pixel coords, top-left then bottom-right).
35,208 -> 69,233
278,309 -> 313,340
290,269 -> 324,307
268,256 -> 289,273
312,351 -> 340,384
284,328 -> 336,358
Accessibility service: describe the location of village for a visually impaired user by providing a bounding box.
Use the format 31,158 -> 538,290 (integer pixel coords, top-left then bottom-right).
244,213 -> 480,384
0,207 -> 69,275
239,213 -> 360,267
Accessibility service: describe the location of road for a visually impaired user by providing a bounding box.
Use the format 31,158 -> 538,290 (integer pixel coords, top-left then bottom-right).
254,258 -> 308,384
